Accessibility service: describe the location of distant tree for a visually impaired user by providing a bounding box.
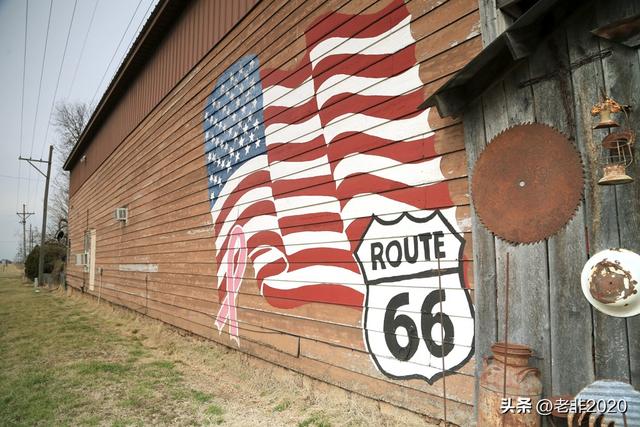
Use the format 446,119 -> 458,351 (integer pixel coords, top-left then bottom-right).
50,102 -> 91,231
24,242 -> 66,281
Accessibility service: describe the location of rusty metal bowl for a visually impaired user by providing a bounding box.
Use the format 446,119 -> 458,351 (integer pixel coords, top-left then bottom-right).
581,249 -> 640,317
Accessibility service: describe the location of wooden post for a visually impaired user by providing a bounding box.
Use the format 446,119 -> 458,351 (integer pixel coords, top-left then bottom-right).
37,145 -> 54,287
19,146 -> 53,287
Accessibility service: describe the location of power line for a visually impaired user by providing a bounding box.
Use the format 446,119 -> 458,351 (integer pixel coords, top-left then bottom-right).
66,0 -> 101,101
112,0 -> 156,79
16,0 -> 29,212
0,174 -> 39,181
39,0 -> 79,159
25,0 -> 53,213
89,0 -> 145,107
28,0 -> 53,157
34,0 -> 88,222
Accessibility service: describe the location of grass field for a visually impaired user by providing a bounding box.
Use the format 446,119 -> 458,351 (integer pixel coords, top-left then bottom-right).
0,267 -> 431,426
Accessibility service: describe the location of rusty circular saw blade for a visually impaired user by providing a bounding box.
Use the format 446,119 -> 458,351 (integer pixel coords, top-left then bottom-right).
471,123 -> 584,244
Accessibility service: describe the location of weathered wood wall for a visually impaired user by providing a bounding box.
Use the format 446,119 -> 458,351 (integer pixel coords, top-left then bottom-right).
468,0 -> 640,417
67,0 -> 483,424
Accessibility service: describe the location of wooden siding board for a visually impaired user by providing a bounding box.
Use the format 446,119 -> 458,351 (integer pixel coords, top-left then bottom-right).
525,30 -> 595,396
67,272 -> 474,425
477,0 -> 510,47
140,306 -> 473,425
592,0 -> 640,389
462,1 -> 639,410
299,338 -> 475,405
70,4 -> 476,221
69,78 -> 470,234
599,32 -> 640,389
81,280 -> 473,422
68,0 -> 482,419
463,97 -> 497,419
70,96 -> 466,221
494,65 -> 553,399
565,6 -> 631,383
76,152 -> 470,245
70,0 -> 259,195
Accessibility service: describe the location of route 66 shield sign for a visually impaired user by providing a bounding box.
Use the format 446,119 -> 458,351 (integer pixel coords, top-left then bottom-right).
355,209 -> 475,384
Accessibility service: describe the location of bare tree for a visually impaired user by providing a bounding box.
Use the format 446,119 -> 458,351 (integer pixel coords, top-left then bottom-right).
50,102 -> 91,232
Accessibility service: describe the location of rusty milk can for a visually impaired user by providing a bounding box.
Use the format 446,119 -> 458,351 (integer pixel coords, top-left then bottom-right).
478,342 -> 542,426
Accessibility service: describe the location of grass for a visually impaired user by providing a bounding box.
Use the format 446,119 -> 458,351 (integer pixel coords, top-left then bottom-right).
0,266 -> 436,426
274,399 -> 292,412
298,412 -> 331,427
0,268 -> 216,426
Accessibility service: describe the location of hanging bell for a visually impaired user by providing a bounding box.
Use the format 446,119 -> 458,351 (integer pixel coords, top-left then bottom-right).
593,107 -> 620,129
599,163 -> 633,185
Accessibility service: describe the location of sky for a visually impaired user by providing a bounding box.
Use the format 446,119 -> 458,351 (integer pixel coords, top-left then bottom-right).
0,0 -> 158,260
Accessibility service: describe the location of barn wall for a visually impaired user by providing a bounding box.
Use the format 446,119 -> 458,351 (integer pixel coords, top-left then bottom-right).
69,0 -> 258,195
67,0 -> 482,423
465,0 -> 640,413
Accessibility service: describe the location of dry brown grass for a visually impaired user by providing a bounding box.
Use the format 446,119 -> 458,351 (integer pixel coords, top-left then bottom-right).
69,290 -> 436,426
1,270 -> 438,426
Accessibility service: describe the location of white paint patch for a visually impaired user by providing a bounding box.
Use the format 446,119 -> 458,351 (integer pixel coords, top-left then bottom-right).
118,264 -> 159,273
467,22 -> 481,40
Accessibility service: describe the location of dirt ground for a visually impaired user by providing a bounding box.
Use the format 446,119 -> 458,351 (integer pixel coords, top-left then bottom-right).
0,267 -> 440,426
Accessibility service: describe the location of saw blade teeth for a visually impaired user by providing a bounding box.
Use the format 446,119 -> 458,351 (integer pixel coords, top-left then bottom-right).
471,123 -> 585,244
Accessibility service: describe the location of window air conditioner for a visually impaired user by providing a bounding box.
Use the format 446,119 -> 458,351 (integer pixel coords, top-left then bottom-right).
114,207 -> 128,222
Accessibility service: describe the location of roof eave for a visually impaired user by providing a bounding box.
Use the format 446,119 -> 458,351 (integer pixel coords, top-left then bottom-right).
419,0 -> 585,118
63,0 -> 191,171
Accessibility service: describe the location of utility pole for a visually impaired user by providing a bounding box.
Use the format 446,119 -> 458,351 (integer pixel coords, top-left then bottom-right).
19,145 -> 53,287
16,204 -> 34,262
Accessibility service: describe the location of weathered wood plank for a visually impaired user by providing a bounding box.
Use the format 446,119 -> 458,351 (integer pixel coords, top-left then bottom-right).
478,0 -> 510,47
527,31 -> 595,395
299,338 -> 475,405
496,63 -> 553,400
598,21 -> 640,387
565,5 -> 630,382
463,97 -> 497,419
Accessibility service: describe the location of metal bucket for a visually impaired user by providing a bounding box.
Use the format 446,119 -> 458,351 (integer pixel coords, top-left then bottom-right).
478,342 -> 542,426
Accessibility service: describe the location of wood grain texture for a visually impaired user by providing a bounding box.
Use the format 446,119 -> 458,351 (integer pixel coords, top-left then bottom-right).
565,5 -> 631,382
489,64 -> 553,399
66,0 -> 482,421
463,2 -> 639,412
596,2 -> 640,387
477,0 -> 510,47
527,31 -> 595,396
463,98 -> 497,422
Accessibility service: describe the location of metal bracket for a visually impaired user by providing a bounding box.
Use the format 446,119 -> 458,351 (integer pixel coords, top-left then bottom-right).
518,49 -> 613,88
18,156 -> 48,178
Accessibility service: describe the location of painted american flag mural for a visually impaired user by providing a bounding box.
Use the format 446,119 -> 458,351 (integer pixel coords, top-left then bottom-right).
203,0 -> 474,382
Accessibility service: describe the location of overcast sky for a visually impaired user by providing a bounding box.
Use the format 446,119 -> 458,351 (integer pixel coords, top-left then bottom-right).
0,0 -> 158,260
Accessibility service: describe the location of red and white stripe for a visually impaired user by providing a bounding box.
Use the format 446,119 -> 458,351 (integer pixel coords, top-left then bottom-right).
212,0 -> 460,309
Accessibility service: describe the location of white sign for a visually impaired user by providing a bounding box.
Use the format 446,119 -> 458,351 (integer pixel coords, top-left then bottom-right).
355,210 -> 475,383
